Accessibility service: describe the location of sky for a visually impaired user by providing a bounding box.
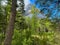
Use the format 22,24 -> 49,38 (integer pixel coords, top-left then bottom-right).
24,0 -> 60,18
24,0 -> 30,7
2,0 -> 60,18
30,0 -> 60,19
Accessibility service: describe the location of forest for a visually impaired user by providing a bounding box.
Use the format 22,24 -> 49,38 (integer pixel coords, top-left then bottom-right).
0,0 -> 60,45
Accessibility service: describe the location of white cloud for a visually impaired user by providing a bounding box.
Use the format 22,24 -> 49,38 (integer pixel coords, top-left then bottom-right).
24,0 -> 30,8
24,0 -> 32,16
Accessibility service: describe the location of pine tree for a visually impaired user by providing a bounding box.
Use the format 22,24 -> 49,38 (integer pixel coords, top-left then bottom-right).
4,0 -> 17,45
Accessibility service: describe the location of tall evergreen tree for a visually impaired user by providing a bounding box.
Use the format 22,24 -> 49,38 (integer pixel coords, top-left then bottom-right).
4,0 -> 17,45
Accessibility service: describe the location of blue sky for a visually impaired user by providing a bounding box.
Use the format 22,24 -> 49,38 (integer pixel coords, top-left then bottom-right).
24,0 -> 60,18
29,0 -> 60,18
2,0 -> 60,18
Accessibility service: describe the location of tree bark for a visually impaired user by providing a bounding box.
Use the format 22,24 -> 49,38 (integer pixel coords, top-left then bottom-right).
4,0 -> 17,45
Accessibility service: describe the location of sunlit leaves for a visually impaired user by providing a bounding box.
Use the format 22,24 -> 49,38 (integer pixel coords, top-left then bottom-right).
31,5 -> 40,15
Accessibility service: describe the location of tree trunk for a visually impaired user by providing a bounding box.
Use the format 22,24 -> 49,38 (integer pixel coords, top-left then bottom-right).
4,0 -> 17,45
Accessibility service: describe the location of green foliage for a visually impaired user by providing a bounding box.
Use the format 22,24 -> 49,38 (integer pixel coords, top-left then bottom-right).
0,0 -> 12,45
12,18 -> 55,45
0,0 -> 59,45
11,6 -> 56,45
